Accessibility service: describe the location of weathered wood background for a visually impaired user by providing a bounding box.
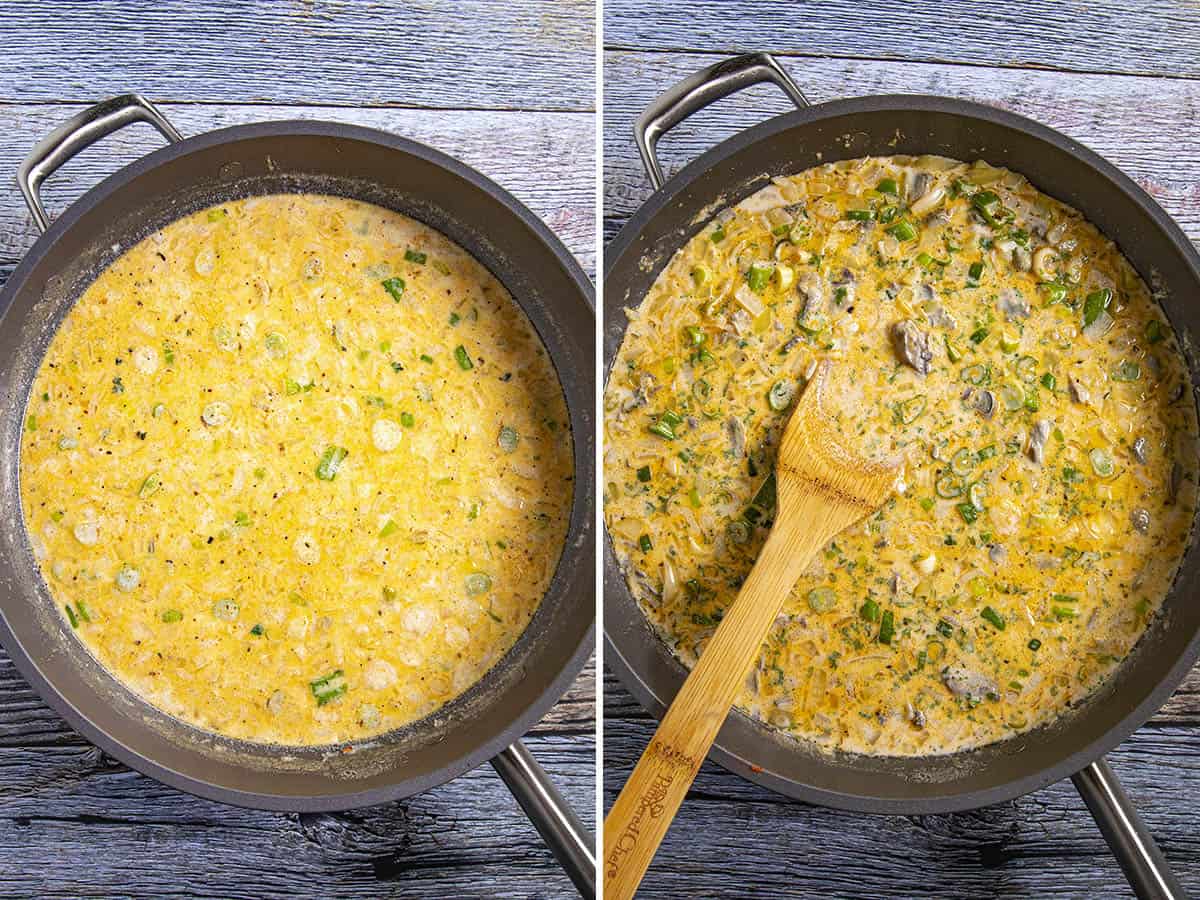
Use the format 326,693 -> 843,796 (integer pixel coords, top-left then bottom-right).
603,2 -> 1200,897
0,2 -> 595,898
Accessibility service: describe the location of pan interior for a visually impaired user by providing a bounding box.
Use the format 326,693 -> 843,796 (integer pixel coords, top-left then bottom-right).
0,126 -> 594,808
604,98 -> 1200,812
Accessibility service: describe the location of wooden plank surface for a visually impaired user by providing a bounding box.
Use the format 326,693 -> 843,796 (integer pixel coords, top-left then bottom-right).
602,5 -> 1200,897
0,103 -> 595,274
0,3 -> 596,898
606,0 -> 1200,80
0,0 -> 595,111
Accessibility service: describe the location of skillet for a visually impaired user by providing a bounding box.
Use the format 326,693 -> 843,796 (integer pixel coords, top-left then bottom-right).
603,53 -> 1200,899
0,95 -> 596,897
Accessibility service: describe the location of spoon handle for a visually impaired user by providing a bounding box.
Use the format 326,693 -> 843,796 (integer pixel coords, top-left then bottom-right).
602,515 -> 828,900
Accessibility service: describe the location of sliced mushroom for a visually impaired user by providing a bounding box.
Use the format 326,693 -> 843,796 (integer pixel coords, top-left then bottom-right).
725,416 -> 747,459
1011,245 -> 1032,272
910,185 -> 946,219
1027,419 -> 1053,465
1132,436 -> 1148,465
971,389 -> 996,420
907,171 -> 932,203
797,271 -> 828,329
890,319 -> 932,376
1068,376 -> 1090,405
997,288 -> 1030,321
941,666 -> 998,702
1130,508 -> 1151,534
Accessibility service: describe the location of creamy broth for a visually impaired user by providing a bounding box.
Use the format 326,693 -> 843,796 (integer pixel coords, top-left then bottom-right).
604,156 -> 1197,756
21,194 -> 573,746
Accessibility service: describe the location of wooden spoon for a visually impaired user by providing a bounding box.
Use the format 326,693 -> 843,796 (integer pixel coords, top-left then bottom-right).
603,362 -> 899,899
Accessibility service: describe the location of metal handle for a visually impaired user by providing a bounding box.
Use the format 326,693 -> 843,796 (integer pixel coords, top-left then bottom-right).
634,52 -> 809,190
17,93 -> 182,233
492,741 -> 596,899
1072,758 -> 1185,899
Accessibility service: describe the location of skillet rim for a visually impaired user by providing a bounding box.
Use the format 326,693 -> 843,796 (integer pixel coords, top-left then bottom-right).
602,93 -> 1200,814
0,118 -> 596,811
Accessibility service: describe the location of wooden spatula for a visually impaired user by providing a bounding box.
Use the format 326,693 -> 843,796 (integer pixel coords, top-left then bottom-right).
603,362 -> 899,899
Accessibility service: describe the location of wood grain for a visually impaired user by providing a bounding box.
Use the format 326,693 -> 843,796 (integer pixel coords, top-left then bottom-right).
603,670 -> 1200,899
606,0 -> 1200,80
604,365 -> 898,898
0,3 -> 597,896
603,50 -> 1200,247
0,103 -> 596,274
0,0 -> 595,111
603,20 -> 1200,899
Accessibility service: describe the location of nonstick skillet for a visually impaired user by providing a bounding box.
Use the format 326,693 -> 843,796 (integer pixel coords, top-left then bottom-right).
0,95 -> 596,898
603,53 -> 1200,899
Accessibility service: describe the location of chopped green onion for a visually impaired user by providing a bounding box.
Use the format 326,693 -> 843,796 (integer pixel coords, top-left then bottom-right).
454,345 -> 474,370
691,265 -> 710,286
161,609 -> 182,624
65,604 -> 78,629
876,178 -> 899,195
747,262 -> 774,293
956,502 -> 979,524
768,380 -> 795,411
449,312 -> 460,325
944,336 -> 963,363
649,420 -> 676,441
636,466 -> 651,483
1041,282 -> 1068,305
981,606 -> 1006,630
75,600 -> 91,623
1146,319 -> 1166,344
969,327 -> 989,344
711,225 -> 725,243
936,619 -> 954,638
249,623 -> 265,637
860,598 -> 881,622
420,354 -> 434,364
999,332 -> 1020,353
310,669 -> 346,706
1053,606 -> 1078,620
404,248 -> 427,264
971,190 -> 1002,225
896,394 -> 927,425
1028,638 -> 1042,651
465,572 -> 493,596
1089,447 -> 1115,477
381,277 -> 406,302
935,472 -> 963,499
379,519 -> 399,538
967,261 -> 985,284
845,208 -> 876,222
1083,288 -> 1113,326
315,445 -> 348,481
638,534 -> 652,553
807,587 -> 837,613
886,220 -> 917,242
400,412 -> 415,428
878,610 -> 895,644
498,425 -> 519,453
1023,390 -> 1040,412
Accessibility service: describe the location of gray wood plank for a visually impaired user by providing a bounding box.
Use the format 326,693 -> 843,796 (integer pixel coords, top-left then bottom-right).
606,0 -> 1200,80
0,729 -> 592,899
0,0 -> 595,111
603,670 -> 1200,899
603,50 -> 1200,251
602,38 -> 1200,900
0,103 -> 596,275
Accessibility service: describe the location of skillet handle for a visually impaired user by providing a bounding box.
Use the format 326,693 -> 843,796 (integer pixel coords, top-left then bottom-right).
17,93 -> 182,233
634,52 -> 808,190
492,741 -> 596,899
1071,758 -> 1185,899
